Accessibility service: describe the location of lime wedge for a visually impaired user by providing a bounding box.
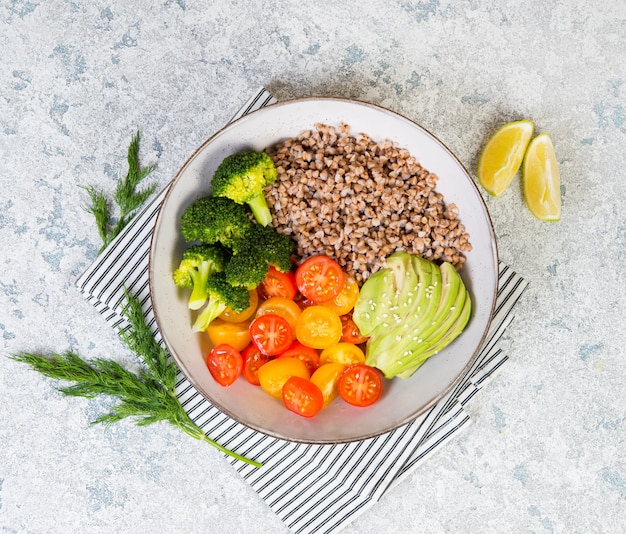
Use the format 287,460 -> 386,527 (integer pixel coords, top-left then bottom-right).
477,120 -> 534,197
522,133 -> 561,221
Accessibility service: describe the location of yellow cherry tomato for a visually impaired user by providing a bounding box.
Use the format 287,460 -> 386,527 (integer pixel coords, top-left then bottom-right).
310,362 -> 347,407
295,306 -> 343,349
255,297 -> 302,330
206,318 -> 251,352
219,289 -> 259,323
321,276 -> 359,316
257,357 -> 310,398
319,342 -> 366,366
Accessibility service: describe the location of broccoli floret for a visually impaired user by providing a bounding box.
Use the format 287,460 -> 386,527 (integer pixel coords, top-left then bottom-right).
192,272 -> 251,332
172,244 -> 230,310
179,196 -> 251,246
225,225 -> 295,289
211,150 -> 278,226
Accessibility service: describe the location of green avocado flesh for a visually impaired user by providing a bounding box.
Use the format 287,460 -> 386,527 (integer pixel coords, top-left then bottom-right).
353,251 -> 472,380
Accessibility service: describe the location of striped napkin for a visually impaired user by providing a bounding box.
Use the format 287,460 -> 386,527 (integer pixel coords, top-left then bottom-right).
76,88 -> 527,534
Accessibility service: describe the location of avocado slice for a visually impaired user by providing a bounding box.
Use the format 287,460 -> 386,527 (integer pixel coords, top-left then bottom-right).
364,254 -> 434,365
413,262 -> 462,343
395,289 -> 472,379
373,286 -> 467,379
352,268 -> 394,337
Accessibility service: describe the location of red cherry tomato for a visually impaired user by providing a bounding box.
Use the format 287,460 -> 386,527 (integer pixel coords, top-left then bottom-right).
279,340 -> 321,374
337,364 -> 383,407
295,256 -> 345,304
205,343 -> 243,387
249,313 -> 294,356
241,343 -> 272,386
258,267 -> 297,300
340,314 -> 369,345
282,376 -> 324,418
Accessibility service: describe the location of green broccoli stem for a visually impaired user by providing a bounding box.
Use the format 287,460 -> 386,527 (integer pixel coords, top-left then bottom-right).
188,264 -> 211,310
247,193 -> 273,227
192,299 -> 227,332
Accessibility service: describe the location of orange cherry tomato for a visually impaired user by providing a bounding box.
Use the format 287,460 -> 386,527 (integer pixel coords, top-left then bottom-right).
278,340 -> 320,374
219,289 -> 259,323
295,305 -> 342,349
282,376 -> 324,418
310,362 -> 347,407
258,357 -> 310,398
258,267 -> 297,300
205,344 -> 243,387
206,318 -> 251,352
337,364 -> 383,407
322,276 -> 359,316
319,342 -> 366,366
295,256 -> 345,304
249,313 -> 294,356
255,297 -> 302,330
340,314 -> 369,344
241,343 -> 272,386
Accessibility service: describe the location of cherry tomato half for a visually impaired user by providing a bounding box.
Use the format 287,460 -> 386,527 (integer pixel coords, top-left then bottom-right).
205,343 -> 243,387
249,313 -> 294,356
279,340 -> 320,374
295,305 -> 342,349
295,256 -> 345,304
320,342 -> 366,366
310,362 -> 347,407
282,376 -> 324,418
219,289 -> 259,323
337,364 -> 383,407
258,357 -> 310,398
322,276 -> 359,316
258,267 -> 297,300
241,343 -> 272,386
206,318 -> 251,352
255,297 -> 302,330
340,314 -> 369,345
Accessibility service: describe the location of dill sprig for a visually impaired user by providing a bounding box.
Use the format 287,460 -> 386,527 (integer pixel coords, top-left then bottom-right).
83,131 -> 157,252
10,288 -> 262,468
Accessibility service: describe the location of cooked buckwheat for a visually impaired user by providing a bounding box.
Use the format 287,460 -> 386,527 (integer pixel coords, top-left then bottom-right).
264,123 -> 472,283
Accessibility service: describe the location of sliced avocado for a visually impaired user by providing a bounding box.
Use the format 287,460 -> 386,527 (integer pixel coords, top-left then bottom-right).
364,254 -> 432,363
395,290 -> 472,379
386,250 -> 419,300
352,268 -> 394,337
415,282 -> 467,354
413,262 -> 462,343
369,282 -> 464,379
405,256 -> 442,340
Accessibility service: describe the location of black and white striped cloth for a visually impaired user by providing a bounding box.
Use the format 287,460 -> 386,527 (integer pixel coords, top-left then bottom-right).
76,88 -> 528,534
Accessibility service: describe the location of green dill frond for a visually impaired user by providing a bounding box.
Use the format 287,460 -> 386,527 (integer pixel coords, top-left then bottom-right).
82,185 -> 111,245
118,287 -> 177,391
9,290 -> 261,468
82,131 -> 157,253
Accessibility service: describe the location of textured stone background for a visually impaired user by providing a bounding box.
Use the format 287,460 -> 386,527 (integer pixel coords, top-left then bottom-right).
1,1 -> 625,532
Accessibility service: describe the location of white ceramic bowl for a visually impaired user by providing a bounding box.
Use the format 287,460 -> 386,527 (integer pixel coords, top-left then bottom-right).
149,97 -> 498,443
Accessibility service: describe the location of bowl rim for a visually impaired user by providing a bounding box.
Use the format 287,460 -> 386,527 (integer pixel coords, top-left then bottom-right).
149,95 -> 499,443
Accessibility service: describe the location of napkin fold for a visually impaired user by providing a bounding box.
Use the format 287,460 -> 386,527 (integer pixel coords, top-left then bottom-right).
76,88 -> 528,534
